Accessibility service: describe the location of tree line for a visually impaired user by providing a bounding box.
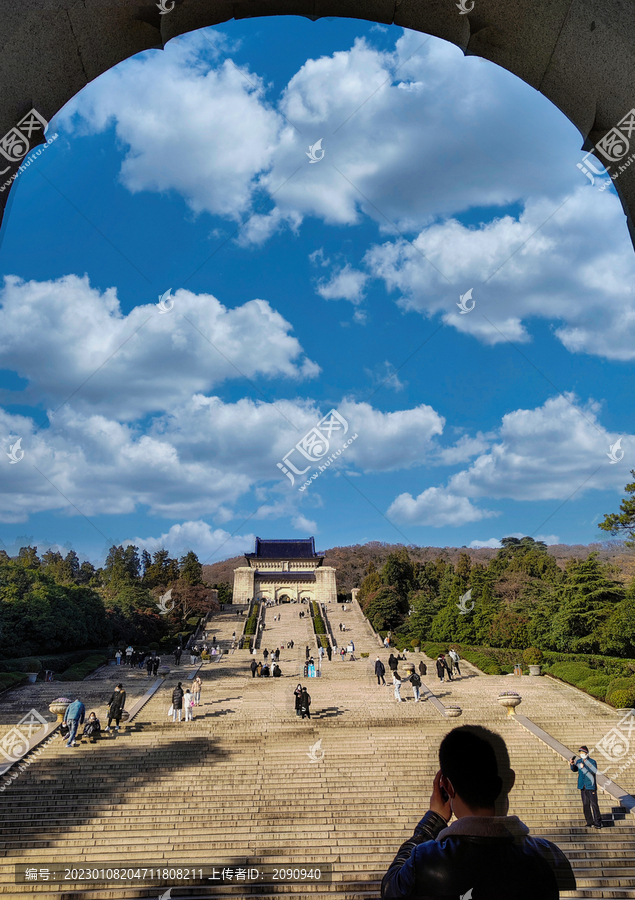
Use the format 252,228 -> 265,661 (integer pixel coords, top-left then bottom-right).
0,545 -> 231,658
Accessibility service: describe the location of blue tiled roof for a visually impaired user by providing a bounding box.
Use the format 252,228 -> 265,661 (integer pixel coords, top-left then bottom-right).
245,537 -> 324,559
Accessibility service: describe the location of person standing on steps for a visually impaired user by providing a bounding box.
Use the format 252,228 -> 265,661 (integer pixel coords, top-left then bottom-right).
436,655 -> 448,684
192,675 -> 202,707
63,697 -> 85,747
183,688 -> 194,721
381,725 -> 576,899
145,655 -> 153,676
115,649 -> 122,666
407,670 -> 422,702
375,657 -> 386,685
393,670 -> 404,702
569,747 -> 603,828
305,645 -> 310,660
300,687 -> 311,719
250,658 -> 257,678
152,655 -> 160,677
449,648 -> 461,677
172,682 -> 184,722
105,684 -> 126,733
418,660 -> 427,677
294,684 -> 303,717
388,653 -> 398,676
326,644 -> 332,661
174,647 -> 182,665
263,648 -> 269,662
445,652 -> 454,681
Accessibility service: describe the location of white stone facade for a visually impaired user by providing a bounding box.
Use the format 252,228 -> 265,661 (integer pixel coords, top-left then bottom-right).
232,539 -> 337,604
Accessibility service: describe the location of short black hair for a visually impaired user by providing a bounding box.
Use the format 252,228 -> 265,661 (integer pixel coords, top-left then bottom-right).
439,725 -> 504,809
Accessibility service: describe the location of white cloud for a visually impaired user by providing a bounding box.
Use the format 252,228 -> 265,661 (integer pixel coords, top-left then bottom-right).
291,515 -> 318,533
388,486 -> 498,527
57,27 -> 584,242
364,361 -> 407,392
0,275 -> 319,419
0,395 -> 450,524
447,394 -> 632,501
57,32 -> 289,224
364,187 -> 635,360
386,393 -> 634,531
122,521 -> 255,562
469,538 -> 502,549
316,264 -> 368,304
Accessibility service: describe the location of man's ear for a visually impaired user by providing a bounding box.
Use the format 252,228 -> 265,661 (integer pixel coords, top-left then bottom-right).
441,774 -> 456,798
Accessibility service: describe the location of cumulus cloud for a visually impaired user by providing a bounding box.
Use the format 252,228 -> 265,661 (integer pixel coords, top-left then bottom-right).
122,521 -> 255,562
0,395 -> 450,524
0,275 -> 319,419
387,394 -> 634,529
388,486 -> 497,527
56,28 -> 584,241
364,187 -> 635,360
316,264 -> 368,304
469,538 -> 502,549
291,515 -> 318,533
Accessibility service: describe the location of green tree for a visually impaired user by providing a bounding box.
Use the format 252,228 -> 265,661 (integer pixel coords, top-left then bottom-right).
548,553 -> 624,653
381,547 -> 414,601
178,551 -> 203,586
598,470 -> 635,546
365,586 -> 402,631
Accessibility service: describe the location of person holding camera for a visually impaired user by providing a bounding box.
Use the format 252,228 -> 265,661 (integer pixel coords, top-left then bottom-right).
569,746 -> 602,828
382,725 -> 575,899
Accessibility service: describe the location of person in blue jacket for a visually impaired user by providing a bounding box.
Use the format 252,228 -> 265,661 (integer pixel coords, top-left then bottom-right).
63,698 -> 85,748
569,746 -> 602,828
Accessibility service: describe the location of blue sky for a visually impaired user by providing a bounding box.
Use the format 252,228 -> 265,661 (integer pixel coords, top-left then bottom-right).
0,16 -> 633,565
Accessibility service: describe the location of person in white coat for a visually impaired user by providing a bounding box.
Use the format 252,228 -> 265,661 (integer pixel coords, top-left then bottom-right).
183,689 -> 194,721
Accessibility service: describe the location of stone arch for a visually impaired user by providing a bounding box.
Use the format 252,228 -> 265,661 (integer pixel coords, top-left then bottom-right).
1,2 -> 635,246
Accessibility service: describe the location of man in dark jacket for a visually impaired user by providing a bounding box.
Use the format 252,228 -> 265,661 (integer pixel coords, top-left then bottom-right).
382,725 -> 575,900
569,746 -> 602,827
375,657 -> 386,685
388,653 -> 398,673
174,647 -> 182,665
300,687 -> 311,719
250,658 -> 257,678
418,660 -> 427,677
326,644 -> 332,661
105,685 -> 126,732
172,682 -> 184,722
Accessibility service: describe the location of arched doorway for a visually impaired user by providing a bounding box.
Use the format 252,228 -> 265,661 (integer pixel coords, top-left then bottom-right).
1,3 -> 635,246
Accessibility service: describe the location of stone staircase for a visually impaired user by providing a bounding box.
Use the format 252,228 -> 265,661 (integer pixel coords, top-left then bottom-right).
0,604 -> 634,898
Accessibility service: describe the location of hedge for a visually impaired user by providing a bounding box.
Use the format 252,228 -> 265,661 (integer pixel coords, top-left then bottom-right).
0,672 -> 29,692
0,649 -> 110,674
58,654 -> 108,681
244,602 -> 259,637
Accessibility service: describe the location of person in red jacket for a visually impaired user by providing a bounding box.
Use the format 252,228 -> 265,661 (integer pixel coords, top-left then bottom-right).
382,725 -> 575,899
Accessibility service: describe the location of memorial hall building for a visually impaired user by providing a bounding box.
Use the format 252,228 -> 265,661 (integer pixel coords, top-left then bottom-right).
233,537 -> 337,604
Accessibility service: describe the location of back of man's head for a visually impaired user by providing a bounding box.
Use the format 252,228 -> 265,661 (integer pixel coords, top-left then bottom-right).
439,725 -> 512,812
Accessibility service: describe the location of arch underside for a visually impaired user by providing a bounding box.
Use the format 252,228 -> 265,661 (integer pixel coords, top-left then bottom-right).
0,0 -> 634,247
